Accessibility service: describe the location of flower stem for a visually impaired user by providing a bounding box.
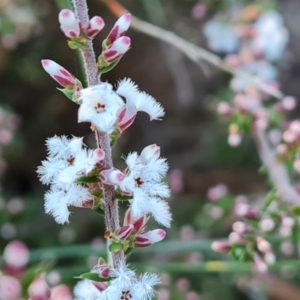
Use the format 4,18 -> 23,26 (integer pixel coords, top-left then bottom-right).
72,0 -> 124,266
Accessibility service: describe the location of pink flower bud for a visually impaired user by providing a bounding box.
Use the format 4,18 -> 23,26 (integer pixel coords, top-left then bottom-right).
217,102 -> 233,117
207,184 -> 227,201
232,221 -> 251,234
102,36 -> 131,63
0,276 -> 22,300
117,224 -> 134,240
229,232 -> 245,245
100,168 -> 125,185
211,241 -> 231,253
140,144 -> 161,162
117,103 -> 137,132
260,218 -> 275,232
93,264 -> 111,279
135,229 -> 166,247
106,13 -> 131,44
281,216 -> 295,228
51,285 -> 72,300
123,209 -> 148,233
41,60 -> 76,88
85,16 -> 105,39
283,130 -> 296,144
93,282 -> 108,291
58,9 -> 81,39
290,120 -> 300,135
235,203 -> 258,220
257,237 -> 271,253
282,96 -> 297,111
93,148 -> 105,162
253,253 -> 267,272
276,144 -> 288,159
3,240 -> 29,269
28,277 -> 51,300
264,252 -> 275,265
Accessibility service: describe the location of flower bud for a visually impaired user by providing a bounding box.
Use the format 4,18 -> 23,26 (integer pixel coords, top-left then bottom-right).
217,102 -> 232,117
93,264 -> 111,279
28,277 -> 51,300
257,237 -> 271,253
100,168 -> 125,185
253,253 -> 267,273
117,103 -> 137,132
283,130 -> 296,144
86,16 -> 105,39
3,240 -> 29,269
51,285 -> 72,300
0,275 -> 22,300
93,282 -> 108,291
116,224 -> 134,240
93,148 -> 105,162
135,229 -> 166,247
211,241 -> 231,253
235,203 -> 258,220
229,232 -> 245,245
102,36 -> 131,64
207,184 -> 227,201
123,209 -> 148,233
260,218 -> 275,232
106,13 -> 131,44
264,252 -> 275,265
282,96 -> 297,111
228,133 -> 242,147
58,9 -> 81,39
140,144 -> 161,162
232,221 -> 251,234
41,60 -> 76,88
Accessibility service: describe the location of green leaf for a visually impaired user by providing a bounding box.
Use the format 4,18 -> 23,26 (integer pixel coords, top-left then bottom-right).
77,272 -> 111,282
109,243 -> 123,252
116,194 -> 133,201
75,175 -> 100,184
293,206 -> 300,216
99,60 -> 120,74
93,208 -> 105,216
124,247 -> 134,255
68,40 -> 88,50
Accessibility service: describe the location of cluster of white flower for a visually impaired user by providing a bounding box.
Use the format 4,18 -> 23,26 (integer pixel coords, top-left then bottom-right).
37,136 -> 102,224
74,263 -> 160,300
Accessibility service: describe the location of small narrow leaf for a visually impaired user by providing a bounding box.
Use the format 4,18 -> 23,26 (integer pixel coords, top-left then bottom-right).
77,272 -> 111,282
98,60 -> 120,74
68,40 -> 88,50
75,175 -> 100,184
94,208 -> 105,216
116,194 -> 133,201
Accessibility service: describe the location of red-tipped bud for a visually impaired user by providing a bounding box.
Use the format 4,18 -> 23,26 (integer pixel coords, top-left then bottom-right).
58,9 -> 81,39
3,240 -> 29,269
211,241 -> 231,253
140,144 -> 161,162
117,224 -> 134,240
41,60 -> 76,88
0,275 -> 22,300
260,218 -> 275,232
232,221 -> 251,234
123,209 -> 148,233
93,264 -> 111,279
93,148 -> 105,162
100,168 -> 125,185
235,203 -> 258,220
117,103 -> 137,132
28,277 -> 51,300
51,285 -> 72,300
102,36 -> 131,63
135,229 -> 166,248
86,16 -> 105,39
106,13 -> 131,44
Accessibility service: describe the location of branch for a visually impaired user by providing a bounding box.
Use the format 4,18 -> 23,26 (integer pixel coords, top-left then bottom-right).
72,0 -> 124,266
101,0 -> 284,100
254,127 -> 299,204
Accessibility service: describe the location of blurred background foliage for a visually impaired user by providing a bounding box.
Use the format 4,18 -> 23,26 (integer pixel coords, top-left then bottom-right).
1,0 -> 300,299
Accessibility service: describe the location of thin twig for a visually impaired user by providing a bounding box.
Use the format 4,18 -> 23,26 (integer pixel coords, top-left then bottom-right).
254,127 -> 299,204
101,0 -> 283,100
72,0 -> 124,266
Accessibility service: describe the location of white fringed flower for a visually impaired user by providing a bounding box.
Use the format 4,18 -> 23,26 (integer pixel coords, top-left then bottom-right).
119,145 -> 171,227
117,78 -> 165,121
78,83 -> 124,134
37,135 -> 100,224
73,279 -> 102,299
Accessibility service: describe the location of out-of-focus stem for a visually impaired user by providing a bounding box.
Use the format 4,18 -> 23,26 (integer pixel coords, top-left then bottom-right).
72,0 -> 124,266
